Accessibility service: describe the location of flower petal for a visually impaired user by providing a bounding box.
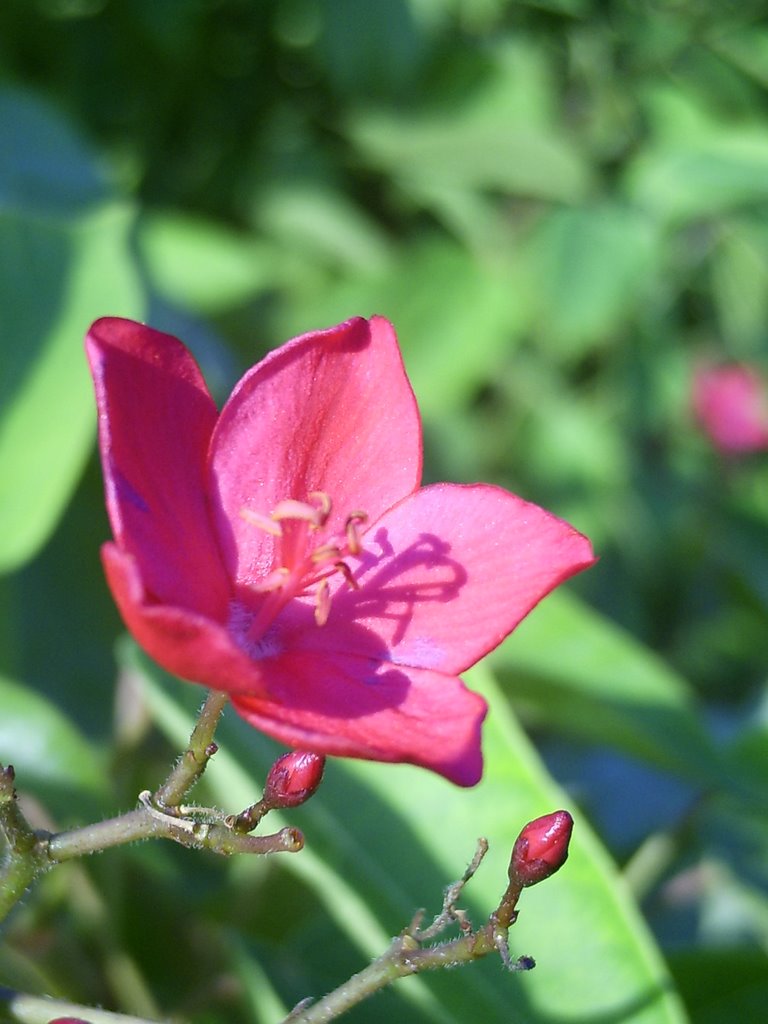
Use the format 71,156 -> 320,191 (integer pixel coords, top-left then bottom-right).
230,654 -> 486,786
86,318 -> 230,618
274,483 -> 596,674
208,316 -> 423,589
102,543 -> 266,695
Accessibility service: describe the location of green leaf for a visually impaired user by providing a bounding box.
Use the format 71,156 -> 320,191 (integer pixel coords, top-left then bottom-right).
0,88 -> 112,214
490,590 -> 720,785
348,110 -> 591,202
0,674 -> 106,800
139,210 -> 278,314
521,202 -> 658,357
669,947 -> 768,1024
710,220 -> 768,353
0,200 -> 142,573
129,642 -> 686,1023
626,130 -> 768,222
255,184 -> 392,274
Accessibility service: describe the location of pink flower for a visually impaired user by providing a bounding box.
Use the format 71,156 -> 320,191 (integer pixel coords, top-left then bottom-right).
692,363 -> 768,454
86,316 -> 594,785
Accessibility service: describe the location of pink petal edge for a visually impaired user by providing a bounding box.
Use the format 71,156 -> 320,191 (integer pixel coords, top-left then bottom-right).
231,656 -> 487,786
86,318 -> 230,619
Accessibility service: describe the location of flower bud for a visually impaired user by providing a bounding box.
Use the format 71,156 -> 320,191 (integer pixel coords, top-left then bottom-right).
509,810 -> 573,888
47,1018 -> 93,1024
263,751 -> 325,808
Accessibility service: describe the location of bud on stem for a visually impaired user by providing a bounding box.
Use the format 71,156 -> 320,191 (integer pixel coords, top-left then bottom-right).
508,810 -> 573,888
264,751 -> 325,808
230,751 -> 326,832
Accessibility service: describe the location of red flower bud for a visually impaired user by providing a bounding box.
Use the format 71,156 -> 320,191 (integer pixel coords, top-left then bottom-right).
509,810 -> 573,888
263,751 -> 325,808
47,1018 -> 93,1024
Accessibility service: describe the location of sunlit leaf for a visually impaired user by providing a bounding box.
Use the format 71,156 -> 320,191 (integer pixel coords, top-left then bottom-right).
0,89 -> 142,574
0,201 -> 142,573
491,590 -> 721,784
626,131 -> 768,222
348,110 -> 591,202
521,202 -> 658,356
139,210 -> 277,314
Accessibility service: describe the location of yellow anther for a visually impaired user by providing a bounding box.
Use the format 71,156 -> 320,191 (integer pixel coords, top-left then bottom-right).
271,498 -> 323,524
311,543 -> 342,565
314,579 -> 331,626
240,508 -> 283,536
251,567 -> 290,593
345,511 -> 368,556
309,490 -> 332,526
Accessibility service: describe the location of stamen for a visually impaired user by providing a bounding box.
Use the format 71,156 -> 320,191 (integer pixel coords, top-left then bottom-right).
240,508 -> 283,536
251,567 -> 290,593
335,561 -> 359,590
311,543 -> 342,565
271,498 -> 325,525
314,579 -> 331,626
345,511 -> 368,556
238,493 -> 369,636
309,490 -> 332,526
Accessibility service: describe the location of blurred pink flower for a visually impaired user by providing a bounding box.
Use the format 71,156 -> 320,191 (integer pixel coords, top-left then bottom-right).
86,316 -> 594,785
692,363 -> 768,454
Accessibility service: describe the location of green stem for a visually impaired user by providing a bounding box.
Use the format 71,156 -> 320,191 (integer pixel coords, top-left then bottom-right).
153,689 -> 229,807
286,923 -> 531,1023
46,800 -> 303,861
0,689 -> 296,927
285,841 -> 532,1024
0,766 -> 48,922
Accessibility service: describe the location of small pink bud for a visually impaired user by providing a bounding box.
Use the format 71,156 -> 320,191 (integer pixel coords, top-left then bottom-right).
47,1018 -> 93,1024
509,810 -> 573,888
263,751 -> 325,808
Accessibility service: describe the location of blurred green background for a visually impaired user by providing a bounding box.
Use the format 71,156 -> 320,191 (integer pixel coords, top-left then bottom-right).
2,2 -> 768,1022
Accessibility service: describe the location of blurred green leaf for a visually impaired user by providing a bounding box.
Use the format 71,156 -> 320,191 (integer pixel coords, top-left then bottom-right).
348,111 -> 591,202
131,642 -> 687,1023
139,210 -> 277,314
626,130 -> 768,222
491,590 -> 720,784
255,184 -> 392,274
0,201 -> 142,573
0,88 -> 112,214
521,202 -> 658,356
669,947 -> 768,1024
319,0 -> 425,97
0,674 -> 106,799
710,220 -> 768,354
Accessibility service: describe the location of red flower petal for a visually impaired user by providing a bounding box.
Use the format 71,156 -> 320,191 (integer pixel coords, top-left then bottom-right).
86,318 -> 230,619
208,316 -> 422,590
230,653 -> 486,786
102,544 -> 267,695
271,483 -> 596,675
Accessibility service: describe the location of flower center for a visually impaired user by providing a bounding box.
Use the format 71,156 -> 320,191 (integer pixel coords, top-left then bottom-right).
240,491 -> 367,638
